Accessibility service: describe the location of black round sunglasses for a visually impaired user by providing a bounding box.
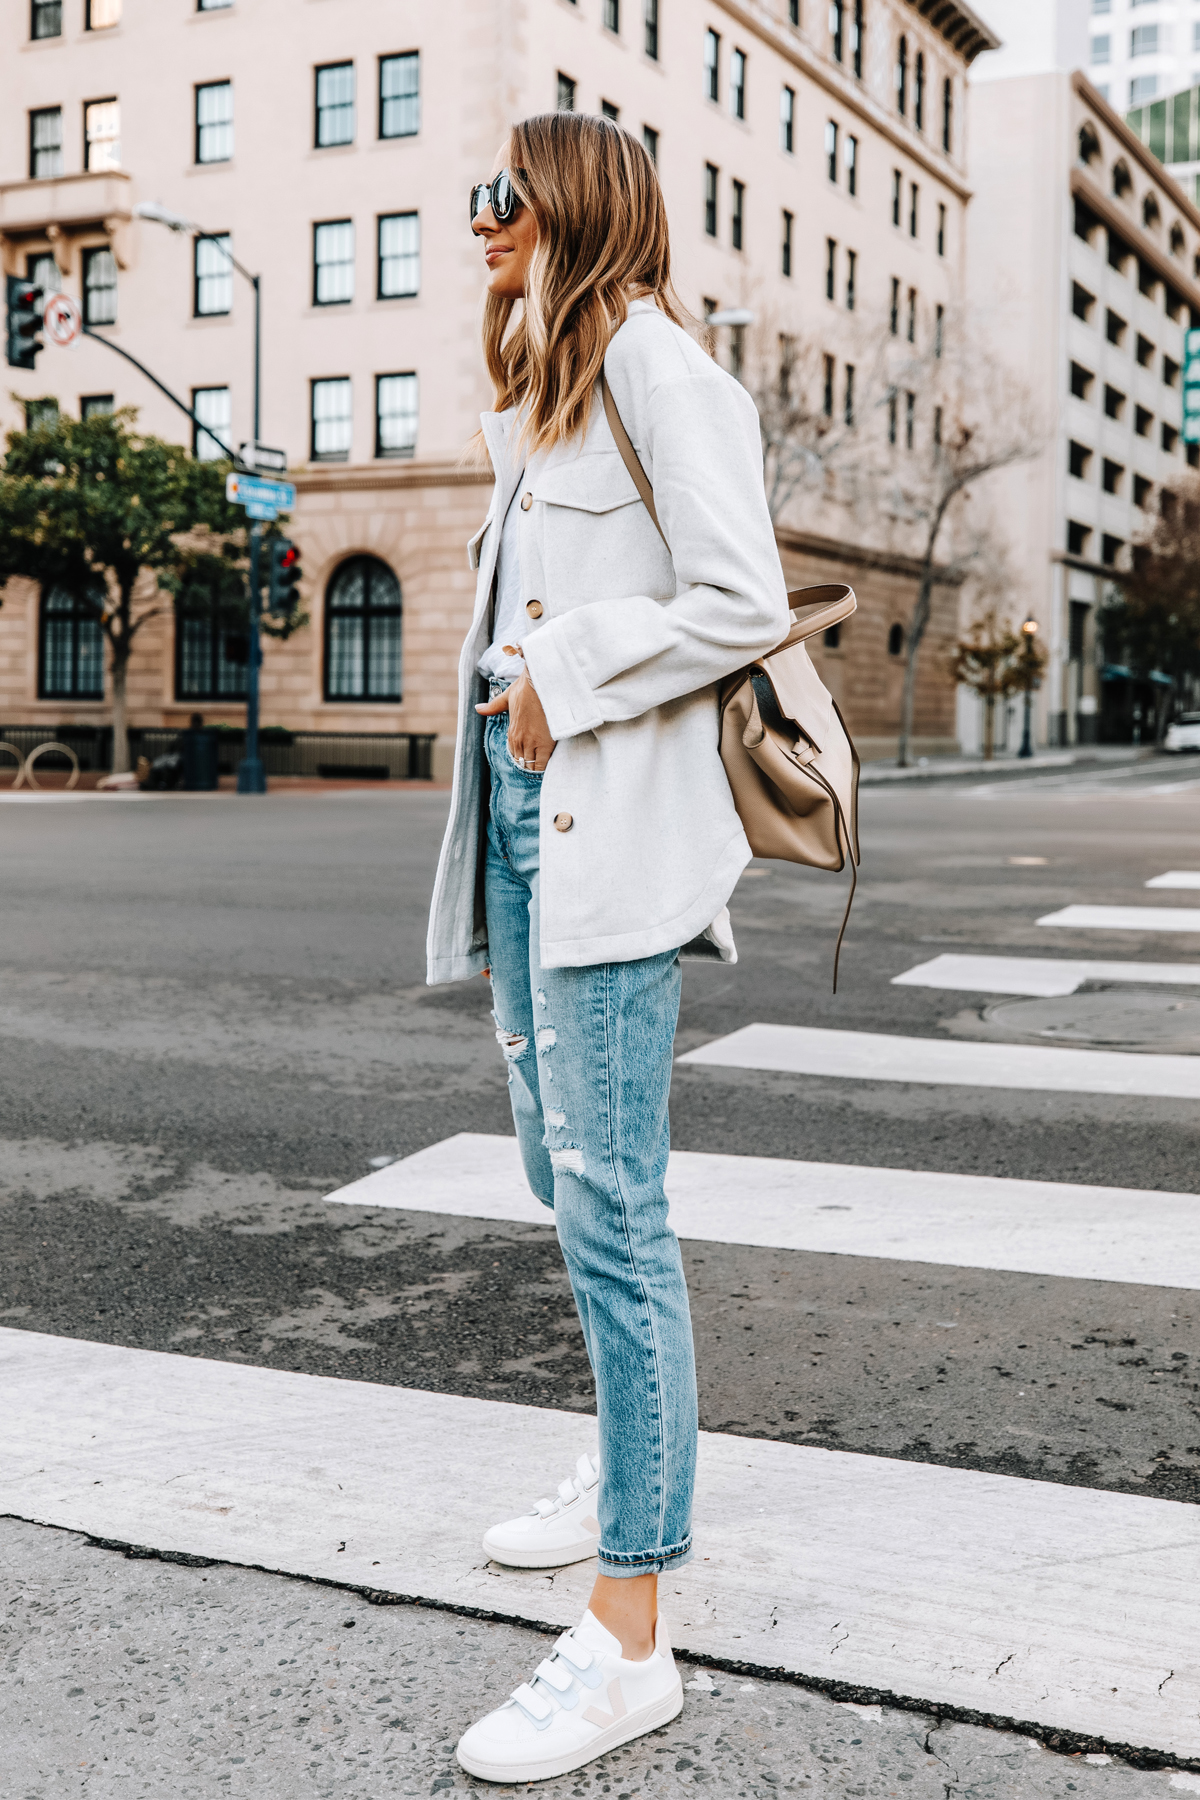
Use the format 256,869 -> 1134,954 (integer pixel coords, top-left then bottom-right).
469,168 -> 527,226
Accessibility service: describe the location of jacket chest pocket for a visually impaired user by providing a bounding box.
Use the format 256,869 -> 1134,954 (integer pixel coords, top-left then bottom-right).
530,451 -> 668,603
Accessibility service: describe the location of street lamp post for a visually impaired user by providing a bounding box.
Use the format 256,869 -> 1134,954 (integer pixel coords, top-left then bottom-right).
1018,615 -> 1039,759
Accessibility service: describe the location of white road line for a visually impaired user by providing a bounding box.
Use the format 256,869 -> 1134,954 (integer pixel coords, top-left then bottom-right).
326,1132 -> 1200,1289
893,953 -> 1200,999
1147,871 -> 1200,889
677,1023 -> 1200,1100
1039,905 -> 1200,933
2,1328 -> 1197,1756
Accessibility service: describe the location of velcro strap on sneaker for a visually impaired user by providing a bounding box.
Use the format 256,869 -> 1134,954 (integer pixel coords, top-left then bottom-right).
576,1452 -> 599,1490
532,1496 -> 558,1517
534,1657 -> 575,1695
510,1681 -> 554,1725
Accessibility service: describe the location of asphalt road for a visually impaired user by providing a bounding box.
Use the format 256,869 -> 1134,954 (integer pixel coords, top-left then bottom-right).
2,755 -> 1199,1795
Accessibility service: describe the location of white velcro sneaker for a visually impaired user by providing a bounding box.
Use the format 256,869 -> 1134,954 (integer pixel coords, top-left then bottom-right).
483,1452 -> 601,1569
455,1608 -> 683,1784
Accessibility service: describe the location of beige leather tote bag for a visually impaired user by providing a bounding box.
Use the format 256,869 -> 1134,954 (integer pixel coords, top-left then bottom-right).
600,370 -> 862,986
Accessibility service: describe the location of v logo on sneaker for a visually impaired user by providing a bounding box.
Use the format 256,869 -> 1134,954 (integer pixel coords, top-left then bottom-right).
582,1678 -> 627,1729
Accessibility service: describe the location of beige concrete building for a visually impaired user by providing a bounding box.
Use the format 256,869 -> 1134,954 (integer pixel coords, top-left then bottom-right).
1,0 -> 997,773
968,5 -> 1200,747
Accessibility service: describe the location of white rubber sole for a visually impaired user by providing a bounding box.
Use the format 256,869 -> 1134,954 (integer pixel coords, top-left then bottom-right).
456,1675 -> 684,1783
481,1529 -> 599,1570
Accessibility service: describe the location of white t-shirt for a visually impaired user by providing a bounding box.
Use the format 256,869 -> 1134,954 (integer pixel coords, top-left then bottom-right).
477,486 -> 528,681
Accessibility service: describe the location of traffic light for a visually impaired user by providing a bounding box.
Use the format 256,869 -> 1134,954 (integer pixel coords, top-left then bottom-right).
268,537 -> 303,622
6,276 -> 44,370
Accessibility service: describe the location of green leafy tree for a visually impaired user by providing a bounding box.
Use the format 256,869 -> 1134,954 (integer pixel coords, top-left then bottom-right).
1100,479 -> 1200,744
952,609 -> 1046,760
0,407 -> 244,771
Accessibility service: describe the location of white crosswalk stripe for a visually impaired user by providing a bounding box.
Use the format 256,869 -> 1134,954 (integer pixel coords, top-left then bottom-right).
893,951 -> 1200,997
327,1132 -> 1200,1289
1147,872 -> 1200,889
4,1327 -> 1198,1759
1038,904 -> 1200,933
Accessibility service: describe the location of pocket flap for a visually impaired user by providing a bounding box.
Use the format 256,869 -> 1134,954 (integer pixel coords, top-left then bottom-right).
531,450 -> 642,514
467,515 -> 492,572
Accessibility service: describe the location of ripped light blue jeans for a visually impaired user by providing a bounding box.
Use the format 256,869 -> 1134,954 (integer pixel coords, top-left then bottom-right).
483,693 -> 698,1578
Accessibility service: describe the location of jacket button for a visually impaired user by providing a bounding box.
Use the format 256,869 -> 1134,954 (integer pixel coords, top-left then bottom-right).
520,492 -> 533,511
553,812 -> 573,832
525,599 -> 543,618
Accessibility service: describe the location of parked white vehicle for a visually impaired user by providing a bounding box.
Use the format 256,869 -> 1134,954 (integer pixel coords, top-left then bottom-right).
1164,713 -> 1200,753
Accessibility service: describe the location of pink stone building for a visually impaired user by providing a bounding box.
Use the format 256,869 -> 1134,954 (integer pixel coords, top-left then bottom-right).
1,0 -> 996,772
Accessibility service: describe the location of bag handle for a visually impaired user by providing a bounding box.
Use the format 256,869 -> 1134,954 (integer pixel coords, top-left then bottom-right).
783,584 -> 856,648
599,367 -> 669,550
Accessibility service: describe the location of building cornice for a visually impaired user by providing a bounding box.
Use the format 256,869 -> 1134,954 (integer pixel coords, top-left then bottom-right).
1052,551 -> 1127,581
1070,168 -> 1200,313
713,1 -> 974,202
1072,71 -> 1200,238
905,1 -> 1000,66
291,460 -> 492,495
776,524 -> 964,584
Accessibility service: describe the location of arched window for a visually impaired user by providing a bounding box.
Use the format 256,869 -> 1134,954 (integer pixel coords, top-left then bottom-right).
888,622 -> 905,657
1112,159 -> 1132,198
1170,221 -> 1185,256
324,555 -> 402,700
1078,121 -> 1100,165
1142,193 -> 1160,231
39,585 -> 104,699
896,35 -> 908,116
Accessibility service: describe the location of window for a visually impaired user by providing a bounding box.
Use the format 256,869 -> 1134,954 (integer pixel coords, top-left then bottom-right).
1091,35 -> 1111,64
731,49 -> 746,120
30,108 -> 63,180
81,394 -> 113,419
1106,309 -> 1126,346
604,0 -> 619,31
909,182 -> 919,237
830,0 -> 844,62
643,125 -> 658,163
177,595 -> 248,702
198,0 -> 233,9
731,179 -> 744,251
378,212 -> 419,299
1136,333 -> 1155,369
779,334 -> 796,400
937,203 -> 945,256
1164,355 -> 1180,389
889,276 -> 900,335
1069,441 -> 1092,479
557,72 -> 576,111
1138,260 -> 1157,298
826,120 -> 838,182
846,135 -> 858,195
32,1 -> 61,39
40,587 -> 104,701
853,0 -> 864,77
844,363 -> 855,426
1072,281 -> 1095,322
942,76 -> 953,152
704,163 -> 718,236
933,405 -> 942,448
935,302 -> 944,357
891,170 -> 902,227
84,99 -> 120,171
645,0 -> 659,60
896,35 -> 908,116
191,385 -> 230,461
730,323 -> 745,380
1102,457 -> 1123,494
324,556 -> 402,701
1093,0 -> 1110,12
887,622 -> 904,657
846,249 -> 856,311
1067,520 -> 1091,557
1163,422 -> 1180,453
376,372 -> 418,459
314,220 -> 354,306
915,51 -> 925,132
316,62 -> 355,147
887,389 -> 898,445
823,355 -> 835,417
1134,404 -> 1153,437
825,238 -> 836,301
1101,534 -> 1123,567
26,399 -> 59,433
86,0 -> 120,26
379,52 -> 419,139
196,81 -> 233,163
1105,385 -> 1125,420
782,209 -> 793,277
311,378 -> 352,462
1112,160 -> 1132,200
1134,474 -> 1153,508
781,86 -> 794,153
602,100 -> 620,120
1131,24 -> 1158,56
26,250 -> 60,294
82,246 -> 117,325
1070,362 -> 1094,400
824,623 -> 841,650
705,30 -> 719,102
194,235 -> 232,316
789,0 -> 799,23
907,286 -> 917,343
1129,75 -> 1158,105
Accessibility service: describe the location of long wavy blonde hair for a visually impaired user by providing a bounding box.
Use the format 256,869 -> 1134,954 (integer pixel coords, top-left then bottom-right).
481,112 -> 689,456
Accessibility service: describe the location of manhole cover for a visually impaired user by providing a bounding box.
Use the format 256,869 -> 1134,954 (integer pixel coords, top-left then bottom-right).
975,984 -> 1200,1053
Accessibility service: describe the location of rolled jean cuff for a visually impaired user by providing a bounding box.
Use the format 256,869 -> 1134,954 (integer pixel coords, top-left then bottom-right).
597,1535 -> 694,1580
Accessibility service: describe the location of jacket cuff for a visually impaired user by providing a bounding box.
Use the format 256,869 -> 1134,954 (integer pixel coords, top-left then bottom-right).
522,624 -> 604,740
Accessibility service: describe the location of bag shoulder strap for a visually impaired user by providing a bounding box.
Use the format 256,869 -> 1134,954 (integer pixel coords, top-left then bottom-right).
599,367 -> 669,551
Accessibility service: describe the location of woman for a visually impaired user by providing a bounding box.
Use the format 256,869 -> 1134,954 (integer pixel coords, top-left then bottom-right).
426,112 -> 789,1784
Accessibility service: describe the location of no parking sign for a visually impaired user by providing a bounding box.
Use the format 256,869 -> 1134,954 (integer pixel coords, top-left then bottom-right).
43,292 -> 82,348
